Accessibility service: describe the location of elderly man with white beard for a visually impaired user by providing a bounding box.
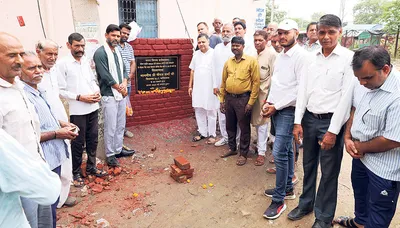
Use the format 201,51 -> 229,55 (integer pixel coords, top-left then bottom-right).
212,23 -> 235,147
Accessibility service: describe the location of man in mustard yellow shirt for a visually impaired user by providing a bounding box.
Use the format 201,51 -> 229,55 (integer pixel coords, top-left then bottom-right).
219,36 -> 260,166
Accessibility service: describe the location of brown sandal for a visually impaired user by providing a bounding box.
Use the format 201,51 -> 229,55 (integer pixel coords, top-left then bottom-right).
255,155 -> 265,166
236,156 -> 247,166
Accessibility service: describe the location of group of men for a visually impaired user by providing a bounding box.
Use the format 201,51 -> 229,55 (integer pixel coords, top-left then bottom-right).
0,23 -> 137,227
189,14 -> 399,228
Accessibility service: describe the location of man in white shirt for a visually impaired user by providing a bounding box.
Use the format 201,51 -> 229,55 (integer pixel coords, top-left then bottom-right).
57,33 -> 107,188
303,22 -> 321,53
261,19 -> 310,220
0,129 -> 61,228
234,21 -> 257,56
213,23 -> 234,147
36,39 -> 77,208
289,15 -> 354,228
0,32 -> 53,228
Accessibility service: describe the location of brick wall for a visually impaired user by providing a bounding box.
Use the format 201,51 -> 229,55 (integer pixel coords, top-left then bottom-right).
127,38 -> 194,126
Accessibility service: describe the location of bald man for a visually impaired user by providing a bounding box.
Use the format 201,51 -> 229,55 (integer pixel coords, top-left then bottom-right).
0,32 -> 59,228
212,18 -> 223,37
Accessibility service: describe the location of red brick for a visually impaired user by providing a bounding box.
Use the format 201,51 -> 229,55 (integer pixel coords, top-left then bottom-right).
148,50 -> 156,55
170,172 -> 187,183
174,156 -> 190,170
164,50 -> 177,55
163,39 -> 171,44
167,44 -> 181,50
92,184 -> 103,193
135,50 -> 149,56
179,49 -> 193,55
178,39 -> 186,44
139,39 -> 148,45
155,50 -> 165,56
155,39 -> 164,45
113,167 -> 122,175
183,44 -> 194,49
170,39 -> 179,44
130,40 -> 140,45
134,45 -> 151,50
147,38 -> 156,44
181,55 -> 193,62
153,44 -> 167,50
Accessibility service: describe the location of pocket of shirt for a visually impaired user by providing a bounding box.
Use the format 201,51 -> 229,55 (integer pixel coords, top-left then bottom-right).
323,70 -> 344,92
361,106 -> 385,130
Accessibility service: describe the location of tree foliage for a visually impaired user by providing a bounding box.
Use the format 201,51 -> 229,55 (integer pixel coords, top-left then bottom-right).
380,0 -> 400,34
353,0 -> 387,24
311,12 -> 325,22
292,18 -> 311,31
265,0 -> 287,25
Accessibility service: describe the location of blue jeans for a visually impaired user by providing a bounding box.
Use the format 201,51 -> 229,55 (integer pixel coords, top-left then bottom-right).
352,159 -> 399,228
272,108 -> 295,203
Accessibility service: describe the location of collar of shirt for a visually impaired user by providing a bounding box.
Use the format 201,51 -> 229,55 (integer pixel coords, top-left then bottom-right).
378,67 -> 398,93
66,53 -> 88,64
316,43 -> 346,58
230,54 -> 247,62
22,81 -> 46,97
283,43 -> 301,57
0,77 -> 20,88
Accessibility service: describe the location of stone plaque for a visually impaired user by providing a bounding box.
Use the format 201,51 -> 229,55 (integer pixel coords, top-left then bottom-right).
135,56 -> 179,92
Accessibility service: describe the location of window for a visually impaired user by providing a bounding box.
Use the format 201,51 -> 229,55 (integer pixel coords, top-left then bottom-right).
118,0 -> 158,38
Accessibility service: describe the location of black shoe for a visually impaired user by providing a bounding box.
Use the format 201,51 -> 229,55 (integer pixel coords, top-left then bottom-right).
312,219 -> 332,228
263,201 -> 287,220
287,206 -> 313,221
106,155 -> 120,167
264,188 -> 296,200
115,148 -> 135,158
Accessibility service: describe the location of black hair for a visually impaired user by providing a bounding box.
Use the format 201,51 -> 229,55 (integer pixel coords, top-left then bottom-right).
119,23 -> 132,31
352,46 -> 391,71
318,14 -> 342,28
197,33 -> 209,40
68,33 -> 84,45
106,24 -> 120,34
197,22 -> 209,28
306,22 -> 317,32
254,30 -> 268,40
263,25 -> 268,29
231,36 -> 245,45
232,17 -> 240,21
234,21 -> 246,30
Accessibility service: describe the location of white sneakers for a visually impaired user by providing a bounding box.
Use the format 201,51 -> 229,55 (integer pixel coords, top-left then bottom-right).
214,138 -> 228,147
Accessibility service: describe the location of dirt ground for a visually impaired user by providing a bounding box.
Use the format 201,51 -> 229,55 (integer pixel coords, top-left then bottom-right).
56,116 -> 400,228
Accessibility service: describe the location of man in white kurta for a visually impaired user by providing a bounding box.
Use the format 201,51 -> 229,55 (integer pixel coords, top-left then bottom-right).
36,40 -> 76,208
189,34 -> 219,143
212,23 -> 235,146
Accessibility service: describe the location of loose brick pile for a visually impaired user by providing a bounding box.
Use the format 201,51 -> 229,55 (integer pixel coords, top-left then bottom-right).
170,156 -> 194,183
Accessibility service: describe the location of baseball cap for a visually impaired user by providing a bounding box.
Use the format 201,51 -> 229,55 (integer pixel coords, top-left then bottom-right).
278,19 -> 299,31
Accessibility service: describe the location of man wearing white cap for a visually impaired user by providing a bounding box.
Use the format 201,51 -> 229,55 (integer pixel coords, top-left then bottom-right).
261,19 -> 310,220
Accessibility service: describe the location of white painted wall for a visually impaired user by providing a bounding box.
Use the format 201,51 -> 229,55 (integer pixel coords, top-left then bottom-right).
0,0 -> 74,56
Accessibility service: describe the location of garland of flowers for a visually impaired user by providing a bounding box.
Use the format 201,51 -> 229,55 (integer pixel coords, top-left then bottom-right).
138,89 -> 176,94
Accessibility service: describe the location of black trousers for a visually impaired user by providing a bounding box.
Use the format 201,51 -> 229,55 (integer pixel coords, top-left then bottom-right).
225,93 -> 251,157
70,110 -> 99,176
298,110 -> 344,223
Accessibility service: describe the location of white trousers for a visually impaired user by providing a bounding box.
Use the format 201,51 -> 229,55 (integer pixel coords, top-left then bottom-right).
195,107 -> 217,137
57,141 -> 72,208
256,122 -> 269,156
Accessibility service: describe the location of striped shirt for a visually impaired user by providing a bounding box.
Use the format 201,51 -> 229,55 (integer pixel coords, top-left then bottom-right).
23,83 -> 69,170
351,68 -> 400,181
117,42 -> 135,87
303,40 -> 321,53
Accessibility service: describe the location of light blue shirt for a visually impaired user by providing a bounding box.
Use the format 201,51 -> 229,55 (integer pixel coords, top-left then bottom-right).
23,83 -> 69,170
0,129 -> 61,227
351,68 -> 400,181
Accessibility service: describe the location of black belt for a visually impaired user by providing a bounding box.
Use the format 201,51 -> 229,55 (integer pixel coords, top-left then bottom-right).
226,92 -> 250,98
307,109 -> 333,120
280,106 -> 295,112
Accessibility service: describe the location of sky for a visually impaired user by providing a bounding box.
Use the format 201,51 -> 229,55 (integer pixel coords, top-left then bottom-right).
274,0 -> 358,23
